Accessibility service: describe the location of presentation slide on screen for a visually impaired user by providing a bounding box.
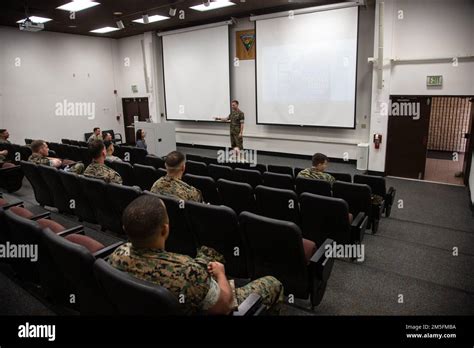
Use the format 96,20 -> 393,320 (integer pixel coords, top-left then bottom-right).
162,25 -> 231,121
256,7 -> 358,127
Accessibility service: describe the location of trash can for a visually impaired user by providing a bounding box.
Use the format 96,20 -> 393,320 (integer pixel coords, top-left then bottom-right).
357,143 -> 369,171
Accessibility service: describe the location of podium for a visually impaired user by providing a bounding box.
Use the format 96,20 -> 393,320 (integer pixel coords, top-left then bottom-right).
134,121 -> 176,158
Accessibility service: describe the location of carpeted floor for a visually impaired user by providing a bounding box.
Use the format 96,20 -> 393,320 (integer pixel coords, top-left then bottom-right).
1,146 -> 473,316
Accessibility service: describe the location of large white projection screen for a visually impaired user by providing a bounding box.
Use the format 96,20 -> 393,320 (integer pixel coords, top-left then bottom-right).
256,7 -> 358,128
162,25 -> 230,121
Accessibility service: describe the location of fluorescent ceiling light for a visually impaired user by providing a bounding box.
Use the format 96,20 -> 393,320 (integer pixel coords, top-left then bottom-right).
17,16 -> 52,24
132,14 -> 169,24
57,1 -> 100,12
90,26 -> 119,33
190,1 -> 235,11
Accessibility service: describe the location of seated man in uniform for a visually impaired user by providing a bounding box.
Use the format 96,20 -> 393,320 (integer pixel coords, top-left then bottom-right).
108,194 -> 284,315
104,140 -> 122,163
87,127 -> 103,143
298,153 -> 336,184
0,129 -> 10,167
83,140 -> 122,184
28,140 -> 84,174
151,151 -> 202,203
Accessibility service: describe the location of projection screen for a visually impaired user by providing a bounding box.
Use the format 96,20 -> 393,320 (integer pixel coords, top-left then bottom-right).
255,6 -> 358,128
162,24 -> 231,121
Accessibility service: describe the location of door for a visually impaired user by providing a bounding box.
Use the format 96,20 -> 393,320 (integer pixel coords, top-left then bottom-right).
462,97 -> 474,185
122,98 -> 149,145
385,96 -> 432,179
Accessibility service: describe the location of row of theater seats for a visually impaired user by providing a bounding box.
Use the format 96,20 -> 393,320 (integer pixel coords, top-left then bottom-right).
0,190 -> 333,315
0,162 -> 24,193
18,163 -> 339,307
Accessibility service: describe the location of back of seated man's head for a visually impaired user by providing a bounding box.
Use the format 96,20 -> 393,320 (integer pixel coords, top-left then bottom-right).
31,140 -> 48,155
88,139 -> 106,161
312,153 -> 329,171
0,129 -> 8,139
123,195 -> 169,248
93,127 -> 101,135
165,151 -> 185,175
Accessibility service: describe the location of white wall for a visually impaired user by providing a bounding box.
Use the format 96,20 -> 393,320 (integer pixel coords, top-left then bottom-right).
160,6 -> 375,159
0,26 -> 123,144
368,0 -> 474,172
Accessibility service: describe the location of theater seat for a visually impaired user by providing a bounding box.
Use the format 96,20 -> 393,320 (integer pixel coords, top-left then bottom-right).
208,164 -> 233,181
302,239 -> 317,265
262,172 -> 294,191
20,161 -> 54,207
268,164 -> 294,177
295,176 -> 332,196
182,174 -> 221,205
354,174 -> 396,217
185,160 -> 208,177
37,218 -> 68,234
239,211 -> 334,308
233,168 -> 263,188
255,185 -> 300,225
217,179 -> 256,214
65,234 -> 105,253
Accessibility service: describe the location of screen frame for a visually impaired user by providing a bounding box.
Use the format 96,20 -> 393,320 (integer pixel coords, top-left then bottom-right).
162,24 -> 232,123
254,6 -> 360,129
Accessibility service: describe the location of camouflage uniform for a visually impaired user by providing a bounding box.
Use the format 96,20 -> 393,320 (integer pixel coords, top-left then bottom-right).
151,175 -> 202,203
298,168 -> 336,185
84,162 -> 122,184
108,243 -> 284,315
87,134 -> 103,143
28,153 -> 85,174
228,110 -> 244,149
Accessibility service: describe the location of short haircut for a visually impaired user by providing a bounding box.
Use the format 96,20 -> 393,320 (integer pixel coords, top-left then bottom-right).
31,140 -> 46,153
88,139 -> 105,160
104,140 -> 113,150
0,129 -> 6,134
165,151 -> 185,170
122,195 -> 168,244
232,100 -> 239,105
93,127 -> 100,132
312,153 -> 329,166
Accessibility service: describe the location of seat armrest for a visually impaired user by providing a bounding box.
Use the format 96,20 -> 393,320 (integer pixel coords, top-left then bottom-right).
57,225 -> 85,237
93,241 -> 125,258
310,238 -> 335,282
386,187 -> 396,205
351,212 -> 366,228
232,293 -> 264,316
1,201 -> 24,210
30,212 -> 51,220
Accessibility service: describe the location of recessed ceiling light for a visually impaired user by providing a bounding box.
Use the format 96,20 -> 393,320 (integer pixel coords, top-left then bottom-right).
132,14 -> 169,24
16,16 -> 52,24
190,1 -> 235,12
57,1 -> 100,12
90,26 -> 119,33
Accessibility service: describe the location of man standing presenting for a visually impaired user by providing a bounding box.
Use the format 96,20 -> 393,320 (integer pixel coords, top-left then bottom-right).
215,100 -> 244,151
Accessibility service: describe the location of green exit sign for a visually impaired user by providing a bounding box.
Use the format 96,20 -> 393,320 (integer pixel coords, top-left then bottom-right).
427,75 -> 443,87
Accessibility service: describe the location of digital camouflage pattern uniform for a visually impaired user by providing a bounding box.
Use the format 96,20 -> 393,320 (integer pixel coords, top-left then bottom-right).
228,110 -> 244,149
298,168 -> 336,185
151,175 -> 202,203
87,134 -> 103,143
28,153 -> 85,174
298,167 -> 384,205
83,162 -> 122,184
108,243 -> 284,315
